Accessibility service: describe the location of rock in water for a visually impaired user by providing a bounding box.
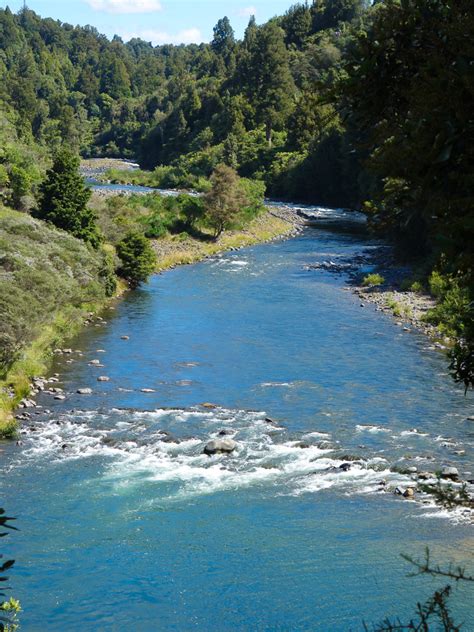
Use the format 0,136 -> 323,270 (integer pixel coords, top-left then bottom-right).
440,466 -> 459,481
203,439 -> 237,455
97,376 -> 110,382
77,388 -> 92,395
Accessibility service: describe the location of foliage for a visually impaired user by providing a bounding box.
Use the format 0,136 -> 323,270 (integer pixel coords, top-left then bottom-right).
0,207 -> 115,374
362,273 -> 384,287
336,0 -> 474,387
203,164 -> 248,238
116,232 -> 157,288
35,150 -> 100,247
366,549 -> 473,632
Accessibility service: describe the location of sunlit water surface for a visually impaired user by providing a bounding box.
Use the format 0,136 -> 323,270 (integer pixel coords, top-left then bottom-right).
1,209 -> 473,631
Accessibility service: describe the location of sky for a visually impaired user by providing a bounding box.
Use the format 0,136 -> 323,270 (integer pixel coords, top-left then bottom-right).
1,0 -> 295,45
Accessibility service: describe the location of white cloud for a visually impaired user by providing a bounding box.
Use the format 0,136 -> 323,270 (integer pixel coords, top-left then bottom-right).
118,27 -> 203,45
86,0 -> 162,14
238,6 -> 257,18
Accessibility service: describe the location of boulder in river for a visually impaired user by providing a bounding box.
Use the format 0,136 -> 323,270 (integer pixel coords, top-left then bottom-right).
203,439 -> 237,455
77,388 -> 92,395
201,402 -> 218,409
440,466 -> 459,481
97,376 -> 110,382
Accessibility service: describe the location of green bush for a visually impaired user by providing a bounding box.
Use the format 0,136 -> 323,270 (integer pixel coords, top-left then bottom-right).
362,273 -> 385,287
429,270 -> 450,299
116,232 -> 157,288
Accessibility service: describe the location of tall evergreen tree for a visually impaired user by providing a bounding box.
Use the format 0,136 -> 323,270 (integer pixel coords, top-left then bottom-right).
35,149 -> 100,248
247,21 -> 295,146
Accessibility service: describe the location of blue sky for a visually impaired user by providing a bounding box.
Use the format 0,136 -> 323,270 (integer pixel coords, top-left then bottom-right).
1,0 -> 295,44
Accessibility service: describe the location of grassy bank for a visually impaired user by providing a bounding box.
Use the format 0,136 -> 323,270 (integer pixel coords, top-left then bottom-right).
0,207 -> 124,437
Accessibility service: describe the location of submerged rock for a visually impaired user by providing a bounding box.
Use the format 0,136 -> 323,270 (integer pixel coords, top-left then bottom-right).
203,438 -> 237,455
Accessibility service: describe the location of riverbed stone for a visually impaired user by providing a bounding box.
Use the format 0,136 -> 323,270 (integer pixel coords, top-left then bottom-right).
203,438 -> 237,455
440,466 -> 459,481
77,388 -> 92,395
97,376 -> 110,382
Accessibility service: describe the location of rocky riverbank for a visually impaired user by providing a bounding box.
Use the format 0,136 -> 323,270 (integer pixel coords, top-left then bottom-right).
151,209 -> 302,271
351,248 -> 447,346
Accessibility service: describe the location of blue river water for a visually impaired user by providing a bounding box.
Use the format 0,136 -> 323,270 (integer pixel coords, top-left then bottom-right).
1,206 -> 473,630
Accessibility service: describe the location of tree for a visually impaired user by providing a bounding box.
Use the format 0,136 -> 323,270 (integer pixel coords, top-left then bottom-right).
246,21 -> 295,146
311,0 -> 368,32
281,3 -> 312,48
116,232 -> 157,288
336,0 -> 474,388
211,16 -> 235,67
35,149 -> 100,248
204,164 -> 247,238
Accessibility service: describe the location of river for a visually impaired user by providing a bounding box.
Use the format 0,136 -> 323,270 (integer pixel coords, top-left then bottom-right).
1,189 -> 473,630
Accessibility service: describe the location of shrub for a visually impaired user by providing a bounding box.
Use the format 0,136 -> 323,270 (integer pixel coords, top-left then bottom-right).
116,232 -> 157,288
429,270 -> 449,299
362,273 -> 385,287
410,280 -> 424,293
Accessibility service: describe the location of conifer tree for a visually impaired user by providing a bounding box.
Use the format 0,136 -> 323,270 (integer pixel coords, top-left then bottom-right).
35,149 -> 100,248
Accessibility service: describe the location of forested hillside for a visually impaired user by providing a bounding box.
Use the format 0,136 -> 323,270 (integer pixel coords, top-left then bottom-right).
0,0 -> 473,387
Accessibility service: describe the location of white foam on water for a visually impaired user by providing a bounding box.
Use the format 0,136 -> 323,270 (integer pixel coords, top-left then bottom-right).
228,260 -> 249,266
303,431 -> 331,439
356,424 -> 390,434
11,406 -> 472,520
399,429 -> 429,437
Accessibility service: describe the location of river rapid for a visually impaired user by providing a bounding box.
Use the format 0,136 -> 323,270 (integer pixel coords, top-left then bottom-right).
1,193 -> 473,630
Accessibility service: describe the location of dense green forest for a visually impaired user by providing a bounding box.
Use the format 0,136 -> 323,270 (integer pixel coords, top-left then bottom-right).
0,0 -> 473,388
